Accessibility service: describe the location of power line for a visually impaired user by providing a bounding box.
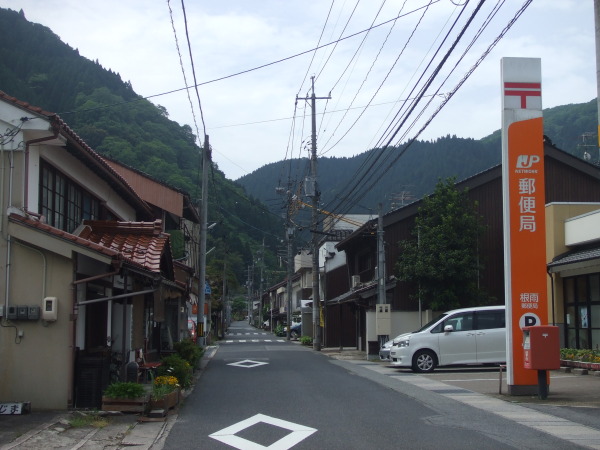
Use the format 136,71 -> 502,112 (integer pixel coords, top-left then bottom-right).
167,0 -> 202,145
323,0 -> 531,218
57,2 -> 439,119
179,0 -> 207,137
297,0 -> 336,96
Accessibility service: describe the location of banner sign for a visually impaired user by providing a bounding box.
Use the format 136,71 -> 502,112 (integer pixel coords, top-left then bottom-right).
501,57 -> 548,393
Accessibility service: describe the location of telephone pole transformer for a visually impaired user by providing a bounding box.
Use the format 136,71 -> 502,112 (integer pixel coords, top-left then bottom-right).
297,76 -> 330,351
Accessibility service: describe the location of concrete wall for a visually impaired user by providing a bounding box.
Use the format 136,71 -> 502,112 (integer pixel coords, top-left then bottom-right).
0,239 -> 74,410
366,310 -> 436,342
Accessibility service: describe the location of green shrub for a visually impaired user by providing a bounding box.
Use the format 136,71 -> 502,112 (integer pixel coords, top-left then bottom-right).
299,335 -> 312,346
158,354 -> 193,388
174,338 -> 203,368
103,381 -> 146,399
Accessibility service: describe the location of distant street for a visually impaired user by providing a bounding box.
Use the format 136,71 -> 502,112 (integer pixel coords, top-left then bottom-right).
162,321 -> 576,449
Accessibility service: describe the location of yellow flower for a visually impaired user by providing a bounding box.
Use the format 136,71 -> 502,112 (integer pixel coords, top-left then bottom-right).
154,375 -> 179,387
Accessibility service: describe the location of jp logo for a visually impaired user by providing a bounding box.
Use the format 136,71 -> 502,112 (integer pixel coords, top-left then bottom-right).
519,313 -> 540,329
516,155 -> 540,169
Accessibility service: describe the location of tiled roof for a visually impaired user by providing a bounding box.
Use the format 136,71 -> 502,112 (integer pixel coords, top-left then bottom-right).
0,91 -> 55,116
79,220 -> 170,273
9,213 -> 171,275
548,247 -> 600,269
9,213 -> 119,258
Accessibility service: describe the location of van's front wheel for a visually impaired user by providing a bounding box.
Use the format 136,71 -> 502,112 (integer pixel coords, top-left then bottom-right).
412,350 -> 437,373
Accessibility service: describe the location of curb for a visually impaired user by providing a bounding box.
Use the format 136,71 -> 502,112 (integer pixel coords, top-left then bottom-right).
131,345 -> 219,450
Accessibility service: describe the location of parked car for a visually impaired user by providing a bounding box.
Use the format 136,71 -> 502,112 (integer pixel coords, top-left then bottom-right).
389,305 -> 506,373
188,319 -> 197,343
281,321 -> 302,338
379,333 -> 406,361
290,322 -> 301,339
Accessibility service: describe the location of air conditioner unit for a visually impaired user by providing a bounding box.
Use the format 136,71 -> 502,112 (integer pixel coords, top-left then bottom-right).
351,275 -> 361,288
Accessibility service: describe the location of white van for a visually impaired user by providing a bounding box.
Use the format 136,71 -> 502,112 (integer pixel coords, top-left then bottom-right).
388,305 -> 506,373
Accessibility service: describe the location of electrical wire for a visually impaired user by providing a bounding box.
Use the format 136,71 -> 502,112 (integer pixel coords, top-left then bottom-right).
297,0 -> 336,96
319,0 -> 413,155
167,0 -> 202,146
56,2 -> 440,119
179,0 -> 207,138
322,0 -> 531,220
318,0 -> 390,147
321,0 -> 463,217
317,0 -> 472,219
390,0 -> 507,146
315,0 -> 363,87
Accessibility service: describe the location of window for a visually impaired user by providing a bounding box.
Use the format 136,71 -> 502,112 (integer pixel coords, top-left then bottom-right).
564,274 -> 600,349
432,312 -> 473,333
40,161 -> 105,233
475,310 -> 505,330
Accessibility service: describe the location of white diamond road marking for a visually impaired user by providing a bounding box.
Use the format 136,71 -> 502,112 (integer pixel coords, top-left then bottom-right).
209,413 -> 317,449
227,359 -> 269,368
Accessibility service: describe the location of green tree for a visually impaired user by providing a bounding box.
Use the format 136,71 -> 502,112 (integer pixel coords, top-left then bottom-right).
395,177 -> 487,311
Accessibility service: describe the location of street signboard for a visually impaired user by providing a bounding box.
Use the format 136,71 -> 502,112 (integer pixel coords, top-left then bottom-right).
501,57 -> 548,394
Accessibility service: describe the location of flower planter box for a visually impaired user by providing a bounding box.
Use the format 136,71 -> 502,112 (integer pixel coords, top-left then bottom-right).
560,360 -> 600,371
149,390 -> 179,411
102,395 -> 148,413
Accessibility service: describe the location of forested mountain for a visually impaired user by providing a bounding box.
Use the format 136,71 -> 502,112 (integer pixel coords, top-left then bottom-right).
0,7 -> 283,291
2,6 -> 597,293
238,100 -> 598,216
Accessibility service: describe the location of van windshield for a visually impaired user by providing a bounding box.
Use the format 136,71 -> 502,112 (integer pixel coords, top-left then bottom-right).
414,313 -> 447,333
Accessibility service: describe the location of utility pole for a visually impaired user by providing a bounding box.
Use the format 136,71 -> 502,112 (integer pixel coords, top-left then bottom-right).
246,265 -> 252,324
286,188 -> 294,340
196,135 -> 210,347
595,0 -> 600,157
377,203 -> 389,348
259,237 -> 265,329
221,258 -> 226,339
297,76 -> 330,351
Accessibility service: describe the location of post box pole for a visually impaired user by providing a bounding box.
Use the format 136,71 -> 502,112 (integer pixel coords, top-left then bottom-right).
537,369 -> 548,400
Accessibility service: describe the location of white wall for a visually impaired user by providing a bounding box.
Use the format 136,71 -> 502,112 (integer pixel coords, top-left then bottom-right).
565,208 -> 600,246
366,310 -> 436,342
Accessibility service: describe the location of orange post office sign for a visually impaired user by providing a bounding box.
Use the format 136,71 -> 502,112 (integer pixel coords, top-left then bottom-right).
501,58 -> 548,394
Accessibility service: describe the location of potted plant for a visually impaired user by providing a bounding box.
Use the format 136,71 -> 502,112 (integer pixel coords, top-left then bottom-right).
102,382 -> 148,412
149,375 -> 180,411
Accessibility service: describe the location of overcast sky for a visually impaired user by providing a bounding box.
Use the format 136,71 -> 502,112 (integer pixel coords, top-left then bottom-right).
1,1 -> 596,181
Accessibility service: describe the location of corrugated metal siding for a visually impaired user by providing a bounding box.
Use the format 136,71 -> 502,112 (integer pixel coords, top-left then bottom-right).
107,163 -> 184,216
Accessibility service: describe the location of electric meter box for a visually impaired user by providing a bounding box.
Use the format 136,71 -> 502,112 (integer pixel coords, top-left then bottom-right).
28,306 -> 40,320
376,304 -> 391,336
17,306 -> 28,320
522,325 -> 560,370
7,306 -> 17,320
42,297 -> 58,321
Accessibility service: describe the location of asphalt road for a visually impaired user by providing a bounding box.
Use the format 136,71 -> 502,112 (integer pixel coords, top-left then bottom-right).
162,322 -> 580,450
